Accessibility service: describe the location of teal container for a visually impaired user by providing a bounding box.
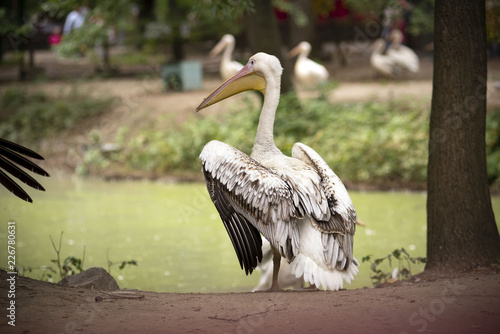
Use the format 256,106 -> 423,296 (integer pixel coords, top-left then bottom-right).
161,61 -> 202,91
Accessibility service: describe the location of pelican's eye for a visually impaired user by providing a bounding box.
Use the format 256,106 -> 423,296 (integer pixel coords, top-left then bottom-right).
249,59 -> 256,66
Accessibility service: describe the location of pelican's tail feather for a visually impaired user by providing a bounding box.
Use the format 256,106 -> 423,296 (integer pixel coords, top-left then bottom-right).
289,253 -> 358,291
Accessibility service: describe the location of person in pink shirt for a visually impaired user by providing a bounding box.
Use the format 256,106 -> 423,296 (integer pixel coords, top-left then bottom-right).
48,26 -> 62,46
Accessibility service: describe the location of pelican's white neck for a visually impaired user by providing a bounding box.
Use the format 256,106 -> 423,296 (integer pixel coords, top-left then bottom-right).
251,73 -> 281,159
222,39 -> 235,63
298,48 -> 310,61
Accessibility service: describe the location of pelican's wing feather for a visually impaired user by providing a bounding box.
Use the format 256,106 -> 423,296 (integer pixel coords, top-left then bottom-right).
0,168 -> 33,203
0,145 -> 50,177
0,138 -> 50,203
292,142 -> 357,269
203,166 -> 263,275
387,45 -> 419,73
200,140 -> 302,272
0,138 -> 45,160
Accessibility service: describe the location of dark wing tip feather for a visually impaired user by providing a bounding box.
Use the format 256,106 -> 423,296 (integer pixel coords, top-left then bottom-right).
0,138 -> 45,160
0,170 -> 33,203
0,156 -> 46,191
0,144 -> 50,177
0,138 -> 50,203
203,166 -> 263,275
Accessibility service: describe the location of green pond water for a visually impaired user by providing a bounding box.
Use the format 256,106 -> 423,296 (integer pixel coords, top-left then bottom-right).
1,176 -> 499,292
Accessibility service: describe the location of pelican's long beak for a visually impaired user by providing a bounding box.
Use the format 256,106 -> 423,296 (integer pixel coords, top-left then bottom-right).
196,60 -> 266,111
288,44 -> 302,58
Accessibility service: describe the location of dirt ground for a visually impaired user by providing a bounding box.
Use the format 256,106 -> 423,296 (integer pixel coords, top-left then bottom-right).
2,50 -> 500,333
1,267 -> 500,334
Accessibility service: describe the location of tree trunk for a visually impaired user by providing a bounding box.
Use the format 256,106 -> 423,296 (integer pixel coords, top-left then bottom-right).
244,0 -> 294,94
102,38 -> 110,70
426,0 -> 500,271
167,0 -> 184,62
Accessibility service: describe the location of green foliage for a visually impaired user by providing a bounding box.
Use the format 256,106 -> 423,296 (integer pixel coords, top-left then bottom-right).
486,107 -> 500,185
49,231 -> 85,280
51,256 -> 84,278
343,0 -> 395,13
110,50 -> 166,66
0,86 -> 114,146
273,93 -> 430,184
273,0 -> 308,26
123,107 -> 256,173
19,231 -> 138,283
405,0 -> 434,36
0,2 -> 40,39
190,0 -> 310,38
191,0 -> 255,22
486,0 -> 500,43
39,0 -> 134,65
343,0 -> 434,36
362,248 -> 427,286
91,93 -> 431,185
76,129 -> 112,176
54,22 -> 108,58
118,260 -> 138,270
8,84 -> 500,187
106,250 -> 138,273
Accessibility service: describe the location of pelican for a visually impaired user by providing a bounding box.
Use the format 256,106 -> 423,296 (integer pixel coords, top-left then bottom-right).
197,53 -> 358,291
386,30 -> 419,73
0,138 -> 50,202
288,41 -> 329,86
209,34 -> 244,81
370,39 -> 399,77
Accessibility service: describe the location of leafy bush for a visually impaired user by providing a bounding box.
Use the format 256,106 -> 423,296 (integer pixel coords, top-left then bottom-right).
112,93 -> 430,185
119,96 -> 259,174
9,85 -> 498,187
362,248 -> 427,286
486,107 -> 500,185
0,86 -> 114,145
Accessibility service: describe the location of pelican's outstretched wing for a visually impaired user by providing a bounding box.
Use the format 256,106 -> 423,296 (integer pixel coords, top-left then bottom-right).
200,140 -> 302,274
0,138 -> 50,203
291,142 -> 357,270
387,45 -> 420,73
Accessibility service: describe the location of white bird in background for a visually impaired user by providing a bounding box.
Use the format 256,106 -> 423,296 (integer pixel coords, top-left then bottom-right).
370,39 -> 398,77
370,30 -> 419,78
288,41 -> 329,86
197,52 -> 358,291
386,29 -> 419,74
209,34 -> 244,81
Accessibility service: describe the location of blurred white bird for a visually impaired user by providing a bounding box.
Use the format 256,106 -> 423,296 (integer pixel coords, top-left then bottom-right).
209,34 -> 244,81
288,41 -> 329,86
370,32 -> 419,78
370,39 -> 398,77
386,30 -> 419,74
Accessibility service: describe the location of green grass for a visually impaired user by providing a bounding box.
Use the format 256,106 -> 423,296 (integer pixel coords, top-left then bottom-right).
2,177 -> 499,292
0,178 -> 425,291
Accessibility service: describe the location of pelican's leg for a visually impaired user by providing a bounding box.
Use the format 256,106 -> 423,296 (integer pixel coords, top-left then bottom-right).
269,247 -> 281,292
